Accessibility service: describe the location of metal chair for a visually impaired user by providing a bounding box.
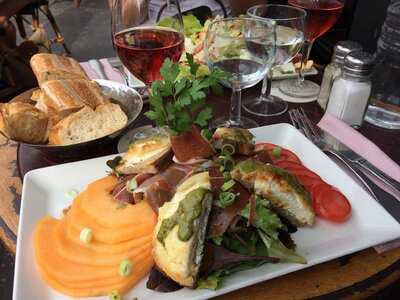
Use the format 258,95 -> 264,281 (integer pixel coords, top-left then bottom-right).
13,0 -> 70,54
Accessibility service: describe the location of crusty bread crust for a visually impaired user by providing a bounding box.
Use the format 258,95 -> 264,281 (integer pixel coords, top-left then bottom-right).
38,79 -> 109,114
0,102 -> 49,144
30,53 -> 88,86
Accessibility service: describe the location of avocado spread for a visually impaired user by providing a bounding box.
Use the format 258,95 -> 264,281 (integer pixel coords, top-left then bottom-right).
157,188 -> 211,245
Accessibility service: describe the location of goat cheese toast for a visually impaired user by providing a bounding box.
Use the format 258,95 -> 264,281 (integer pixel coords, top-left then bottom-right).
231,159 -> 315,226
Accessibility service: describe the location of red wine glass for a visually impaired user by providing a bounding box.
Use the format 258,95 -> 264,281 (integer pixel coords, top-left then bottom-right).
280,0 -> 345,98
111,0 -> 185,86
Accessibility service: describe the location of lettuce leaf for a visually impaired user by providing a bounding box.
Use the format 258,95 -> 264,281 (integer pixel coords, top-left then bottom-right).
158,15 -> 203,38
240,197 -> 286,238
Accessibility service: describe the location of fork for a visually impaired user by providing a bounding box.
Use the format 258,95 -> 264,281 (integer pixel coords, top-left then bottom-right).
289,108 -> 378,198
289,108 -> 400,194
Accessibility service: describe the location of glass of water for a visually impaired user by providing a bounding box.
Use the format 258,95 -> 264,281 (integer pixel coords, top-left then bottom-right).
244,4 -> 305,116
204,17 -> 276,128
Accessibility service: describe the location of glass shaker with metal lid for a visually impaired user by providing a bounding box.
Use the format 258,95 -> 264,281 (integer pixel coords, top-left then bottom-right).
326,50 -> 374,128
318,40 -> 362,110
365,1 -> 400,129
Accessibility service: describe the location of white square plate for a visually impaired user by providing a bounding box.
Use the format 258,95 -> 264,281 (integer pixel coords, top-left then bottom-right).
13,124 -> 400,300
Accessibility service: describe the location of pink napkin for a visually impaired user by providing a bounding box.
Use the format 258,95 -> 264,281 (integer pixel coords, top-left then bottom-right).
318,113 -> 400,182
318,113 -> 400,253
80,58 -> 125,83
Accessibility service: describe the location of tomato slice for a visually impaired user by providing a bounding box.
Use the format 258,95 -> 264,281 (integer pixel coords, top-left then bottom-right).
255,143 -> 302,164
313,184 -> 352,222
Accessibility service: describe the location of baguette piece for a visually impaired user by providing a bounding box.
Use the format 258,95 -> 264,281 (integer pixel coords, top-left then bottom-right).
37,79 -> 109,114
0,102 -> 49,144
48,103 -> 128,145
30,53 -> 88,86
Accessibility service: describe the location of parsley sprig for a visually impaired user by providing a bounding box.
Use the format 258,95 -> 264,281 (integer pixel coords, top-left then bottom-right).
145,53 -> 227,135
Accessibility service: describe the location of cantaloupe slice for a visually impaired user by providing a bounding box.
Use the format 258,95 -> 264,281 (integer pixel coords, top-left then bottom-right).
66,193 -> 155,244
55,219 -> 152,266
34,217 -> 153,285
65,218 -> 152,255
80,176 -> 156,228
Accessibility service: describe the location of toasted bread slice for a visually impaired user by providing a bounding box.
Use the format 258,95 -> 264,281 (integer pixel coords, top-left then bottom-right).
153,172 -> 213,288
231,159 -> 315,226
30,53 -> 88,86
115,133 -> 172,175
0,102 -> 49,144
48,103 -> 127,145
38,79 -> 109,114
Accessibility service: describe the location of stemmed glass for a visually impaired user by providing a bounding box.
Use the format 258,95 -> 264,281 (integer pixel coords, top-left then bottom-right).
280,0 -> 345,98
244,4 -> 306,117
204,17 -> 276,128
111,0 -> 185,86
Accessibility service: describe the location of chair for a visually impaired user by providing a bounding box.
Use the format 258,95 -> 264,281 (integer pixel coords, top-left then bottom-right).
13,0 -> 70,54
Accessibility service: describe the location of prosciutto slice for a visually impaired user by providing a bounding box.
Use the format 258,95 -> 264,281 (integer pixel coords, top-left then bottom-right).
208,167 -> 252,238
133,164 -> 194,213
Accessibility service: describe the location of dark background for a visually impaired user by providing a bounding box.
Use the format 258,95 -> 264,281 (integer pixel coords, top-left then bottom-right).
1,0 -> 399,299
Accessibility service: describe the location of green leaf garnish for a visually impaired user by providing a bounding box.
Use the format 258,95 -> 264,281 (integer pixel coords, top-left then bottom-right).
145,53 -> 227,134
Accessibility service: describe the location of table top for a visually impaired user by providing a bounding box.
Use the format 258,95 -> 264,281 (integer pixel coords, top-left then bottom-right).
1,85 -> 400,299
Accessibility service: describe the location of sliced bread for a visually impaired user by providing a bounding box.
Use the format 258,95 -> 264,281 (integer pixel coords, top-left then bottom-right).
48,103 -> 128,145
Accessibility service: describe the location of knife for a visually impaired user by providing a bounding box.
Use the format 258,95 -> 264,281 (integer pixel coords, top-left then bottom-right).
347,158 -> 400,223
321,129 -> 400,197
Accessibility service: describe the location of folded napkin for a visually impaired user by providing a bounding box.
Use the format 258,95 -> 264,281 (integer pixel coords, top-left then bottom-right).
80,58 -> 125,83
318,113 -> 400,253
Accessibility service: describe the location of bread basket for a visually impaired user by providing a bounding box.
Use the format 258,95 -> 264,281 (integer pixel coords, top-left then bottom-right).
8,80 -> 143,159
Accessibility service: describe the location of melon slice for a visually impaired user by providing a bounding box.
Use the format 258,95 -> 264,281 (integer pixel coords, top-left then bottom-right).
55,219 -> 152,266
79,176 -> 156,228
34,217 -> 153,285
66,193 -> 155,244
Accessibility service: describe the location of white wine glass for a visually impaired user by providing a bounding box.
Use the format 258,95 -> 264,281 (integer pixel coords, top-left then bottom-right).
204,17 -> 276,128
244,4 -> 306,116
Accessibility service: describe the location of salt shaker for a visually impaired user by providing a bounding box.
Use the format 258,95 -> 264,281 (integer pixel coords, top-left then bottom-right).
326,50 -> 374,128
318,40 -> 362,110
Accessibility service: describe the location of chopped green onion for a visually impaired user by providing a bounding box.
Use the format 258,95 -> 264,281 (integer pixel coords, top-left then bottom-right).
201,128 -> 213,140
218,154 -> 234,172
223,171 -> 231,180
221,143 -> 235,155
216,192 -> 236,208
65,189 -> 79,199
79,228 -> 93,244
211,236 -> 223,246
109,290 -> 122,300
221,179 -> 235,191
126,178 -> 138,193
116,203 -> 127,210
272,146 -> 282,158
119,259 -> 133,277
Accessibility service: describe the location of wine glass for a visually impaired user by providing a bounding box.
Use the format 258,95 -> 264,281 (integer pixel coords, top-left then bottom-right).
280,0 -> 345,98
244,4 -> 306,117
111,0 -> 185,86
204,17 -> 276,128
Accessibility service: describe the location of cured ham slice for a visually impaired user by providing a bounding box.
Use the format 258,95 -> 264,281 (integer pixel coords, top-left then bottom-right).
133,164 -> 194,213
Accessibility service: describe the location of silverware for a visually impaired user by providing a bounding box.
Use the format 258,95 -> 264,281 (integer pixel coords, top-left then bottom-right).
88,59 -> 107,80
345,158 -> 400,223
289,108 -> 400,195
107,57 -> 148,96
107,57 -> 129,86
289,108 -> 376,198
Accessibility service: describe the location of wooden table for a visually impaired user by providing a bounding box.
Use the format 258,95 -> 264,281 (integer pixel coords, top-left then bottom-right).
1,86 -> 400,299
